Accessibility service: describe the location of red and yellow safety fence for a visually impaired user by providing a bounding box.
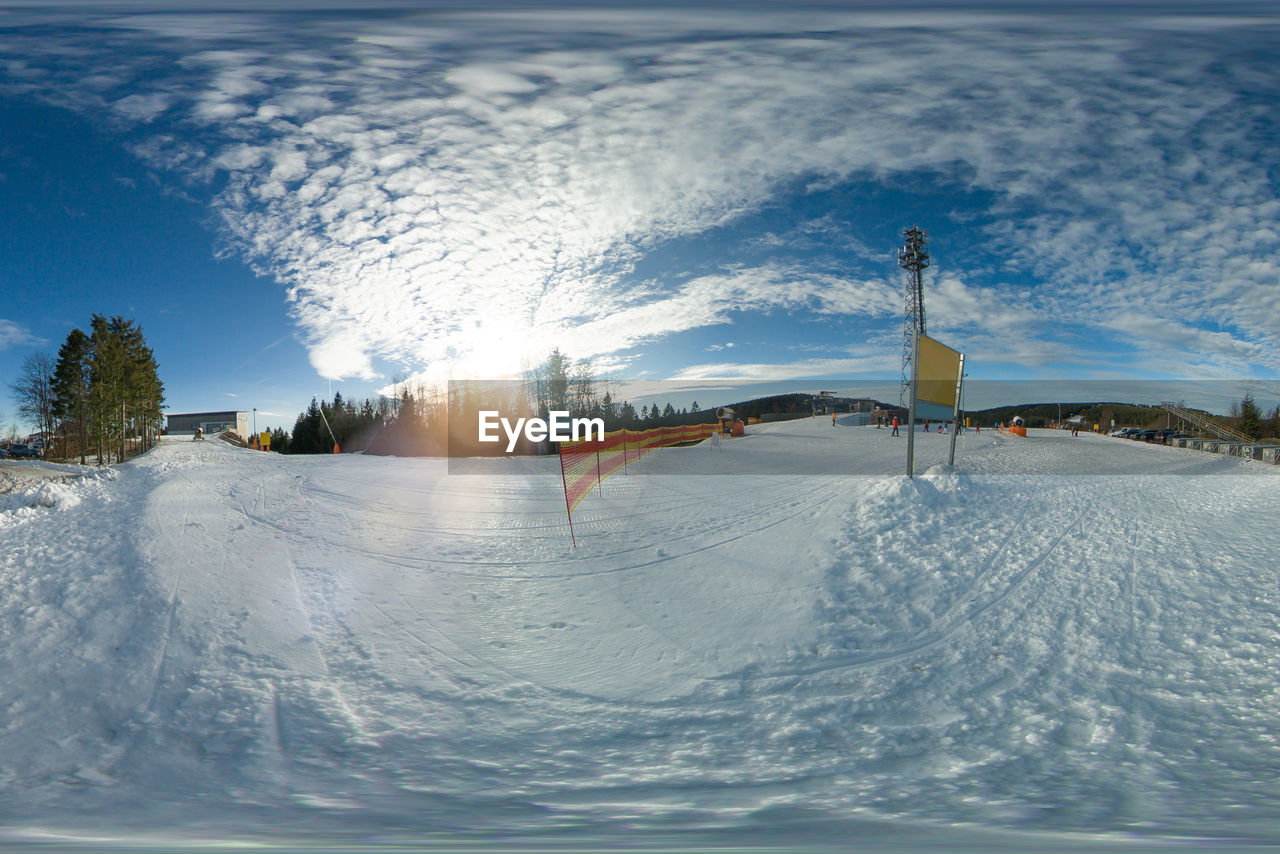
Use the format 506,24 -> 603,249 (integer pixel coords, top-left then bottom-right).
559,422 -> 719,546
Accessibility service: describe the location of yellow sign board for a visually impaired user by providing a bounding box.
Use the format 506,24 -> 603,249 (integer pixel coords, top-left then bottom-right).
915,334 -> 962,414
260,431 -> 272,449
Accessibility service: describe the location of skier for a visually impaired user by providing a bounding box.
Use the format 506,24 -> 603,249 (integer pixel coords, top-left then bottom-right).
832,412 -> 837,427
193,427 -> 203,442
891,416 -> 900,437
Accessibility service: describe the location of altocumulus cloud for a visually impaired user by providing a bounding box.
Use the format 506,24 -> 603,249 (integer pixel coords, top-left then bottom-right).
2,7 -> 1279,383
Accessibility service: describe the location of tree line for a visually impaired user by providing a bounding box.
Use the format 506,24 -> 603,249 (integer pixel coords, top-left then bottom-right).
283,391 -> 395,455
277,349 -> 720,456
9,314 -> 164,464
971,396 -> 1280,439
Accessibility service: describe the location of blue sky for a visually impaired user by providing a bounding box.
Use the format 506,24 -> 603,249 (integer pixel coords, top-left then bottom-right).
1,2 -> 1279,434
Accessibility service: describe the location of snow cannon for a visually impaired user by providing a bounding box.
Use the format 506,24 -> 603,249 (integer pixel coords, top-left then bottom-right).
1009,416 -> 1027,438
716,407 -> 736,436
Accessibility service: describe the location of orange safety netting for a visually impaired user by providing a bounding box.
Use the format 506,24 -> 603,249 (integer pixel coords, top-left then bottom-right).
559,422 -> 720,545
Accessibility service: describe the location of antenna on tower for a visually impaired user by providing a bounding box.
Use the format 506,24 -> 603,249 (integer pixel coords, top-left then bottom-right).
898,225 -> 930,408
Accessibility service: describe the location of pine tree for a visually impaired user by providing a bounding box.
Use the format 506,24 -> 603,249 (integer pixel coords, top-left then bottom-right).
532,348 -> 571,419
288,398 -> 326,454
88,315 -> 130,463
52,329 -> 92,463
1239,393 -> 1261,440
269,426 -> 291,454
110,316 -> 164,455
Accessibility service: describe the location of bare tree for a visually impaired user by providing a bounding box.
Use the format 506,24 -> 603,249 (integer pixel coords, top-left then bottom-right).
9,351 -> 56,444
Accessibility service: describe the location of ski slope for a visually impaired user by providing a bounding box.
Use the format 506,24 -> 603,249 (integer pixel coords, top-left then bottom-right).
2,419 -> 1279,851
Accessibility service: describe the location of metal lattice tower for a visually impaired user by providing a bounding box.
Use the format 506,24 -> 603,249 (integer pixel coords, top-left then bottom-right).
898,225 -> 929,408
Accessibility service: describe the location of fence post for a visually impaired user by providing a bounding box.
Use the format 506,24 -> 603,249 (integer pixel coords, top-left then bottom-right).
558,442 -> 577,548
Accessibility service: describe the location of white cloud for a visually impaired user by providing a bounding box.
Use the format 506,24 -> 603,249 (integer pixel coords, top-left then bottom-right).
112,92 -> 174,122
0,319 -> 40,351
3,8 -> 1279,381
671,354 -> 897,383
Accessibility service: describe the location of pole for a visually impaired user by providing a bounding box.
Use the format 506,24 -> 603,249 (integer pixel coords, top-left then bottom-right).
317,402 -> 339,453
948,355 -> 966,467
558,443 -> 577,548
253,408 -> 257,448
907,329 -> 919,477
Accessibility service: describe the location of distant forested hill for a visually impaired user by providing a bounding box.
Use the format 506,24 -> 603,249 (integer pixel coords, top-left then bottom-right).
968,402 -> 1172,430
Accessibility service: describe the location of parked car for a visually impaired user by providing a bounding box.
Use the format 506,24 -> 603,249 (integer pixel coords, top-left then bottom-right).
7,443 -> 39,459
1133,429 -> 1161,442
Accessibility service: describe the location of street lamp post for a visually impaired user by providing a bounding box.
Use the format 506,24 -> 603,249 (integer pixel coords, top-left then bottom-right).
253,408 -> 257,449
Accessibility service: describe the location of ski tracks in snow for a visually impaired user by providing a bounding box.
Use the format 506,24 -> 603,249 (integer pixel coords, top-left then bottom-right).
731,480 -> 1094,683
9,429 -> 1280,843
111,444 -> 375,806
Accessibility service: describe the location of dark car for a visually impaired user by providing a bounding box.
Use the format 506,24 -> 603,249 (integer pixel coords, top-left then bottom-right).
1133,429 -> 1161,442
7,443 -> 38,458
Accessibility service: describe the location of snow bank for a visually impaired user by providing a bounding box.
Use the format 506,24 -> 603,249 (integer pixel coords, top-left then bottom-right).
0,467 -> 113,519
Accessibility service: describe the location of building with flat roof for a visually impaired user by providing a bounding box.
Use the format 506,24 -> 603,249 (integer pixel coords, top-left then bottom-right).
166,411 -> 249,440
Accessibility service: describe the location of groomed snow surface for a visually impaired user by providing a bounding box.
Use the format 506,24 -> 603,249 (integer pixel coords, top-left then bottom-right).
2,419 -> 1279,852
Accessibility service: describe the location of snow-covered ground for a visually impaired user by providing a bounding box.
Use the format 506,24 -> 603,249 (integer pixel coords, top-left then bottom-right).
2,420 -> 1279,852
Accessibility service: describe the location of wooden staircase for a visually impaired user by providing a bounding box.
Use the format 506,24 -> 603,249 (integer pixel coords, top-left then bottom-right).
1161,401 -> 1251,443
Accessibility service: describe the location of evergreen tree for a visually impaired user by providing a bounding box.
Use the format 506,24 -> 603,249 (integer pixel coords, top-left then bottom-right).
288,398 -> 326,454
599,391 -> 617,429
86,317 -> 162,461
52,329 -> 92,463
269,426 -> 291,454
1239,393 -> 1261,440
110,316 -> 165,455
88,315 -> 128,463
531,348 -> 571,419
